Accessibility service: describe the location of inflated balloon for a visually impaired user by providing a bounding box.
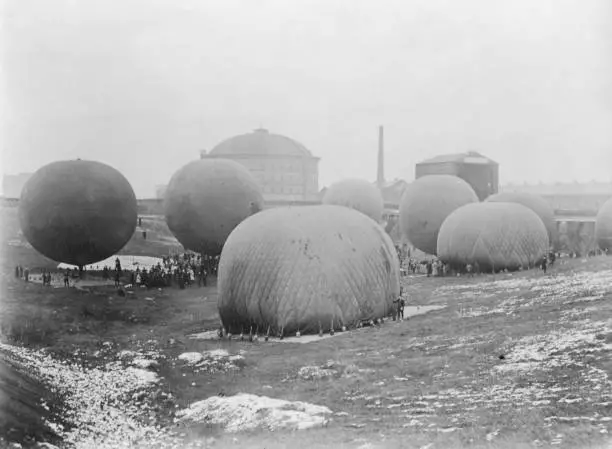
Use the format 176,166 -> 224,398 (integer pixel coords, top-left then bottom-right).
595,198 -> 612,251
322,178 -> 384,222
19,160 -> 137,267
218,205 -> 399,335
399,175 -> 478,255
164,158 -> 264,255
486,192 -> 556,245
437,202 -> 549,272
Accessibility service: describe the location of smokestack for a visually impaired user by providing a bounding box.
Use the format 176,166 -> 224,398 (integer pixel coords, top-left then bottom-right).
377,125 -> 385,187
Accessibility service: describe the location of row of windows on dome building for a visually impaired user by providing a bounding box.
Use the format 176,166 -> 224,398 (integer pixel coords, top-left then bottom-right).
251,171 -> 318,188
257,179 -> 318,194
261,185 -> 308,195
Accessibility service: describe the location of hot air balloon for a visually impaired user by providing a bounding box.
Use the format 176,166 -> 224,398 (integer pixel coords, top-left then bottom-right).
486,192 -> 556,245
437,202 -> 549,272
217,205 -> 399,335
322,178 -> 384,222
399,175 -> 478,255
164,158 -> 264,256
19,160 -> 137,270
595,198 -> 612,251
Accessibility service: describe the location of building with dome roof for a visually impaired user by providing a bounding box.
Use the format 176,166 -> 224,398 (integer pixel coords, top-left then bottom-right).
200,128 -> 320,204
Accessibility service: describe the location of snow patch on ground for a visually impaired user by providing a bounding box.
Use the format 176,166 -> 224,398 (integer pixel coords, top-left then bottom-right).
131,358 -> 159,371
298,366 -> 336,380
495,322 -> 611,375
443,270 -> 612,318
177,350 -> 244,374
0,343 -> 179,449
177,352 -> 204,365
372,268 -> 612,439
175,393 -> 332,432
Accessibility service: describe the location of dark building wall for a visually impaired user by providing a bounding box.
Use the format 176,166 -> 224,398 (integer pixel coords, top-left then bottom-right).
415,162 -> 457,177
415,161 -> 499,201
457,163 -> 499,201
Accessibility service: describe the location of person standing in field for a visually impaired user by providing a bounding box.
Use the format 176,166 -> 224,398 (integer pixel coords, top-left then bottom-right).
199,265 -> 207,287
549,251 -> 556,267
466,263 -> 473,277
63,270 -> 70,287
393,287 -> 405,321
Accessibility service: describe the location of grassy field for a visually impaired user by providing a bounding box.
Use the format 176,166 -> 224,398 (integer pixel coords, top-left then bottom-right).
2,234 -> 612,447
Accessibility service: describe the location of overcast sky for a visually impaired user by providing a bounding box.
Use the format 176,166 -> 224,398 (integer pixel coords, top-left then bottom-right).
2,0 -> 611,197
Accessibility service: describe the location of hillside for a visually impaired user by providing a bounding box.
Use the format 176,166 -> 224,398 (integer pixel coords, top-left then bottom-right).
1,242 -> 611,447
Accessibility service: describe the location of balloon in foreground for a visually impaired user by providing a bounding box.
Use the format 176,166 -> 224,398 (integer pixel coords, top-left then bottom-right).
217,205 -> 400,335
322,178 -> 384,222
437,202 -> 548,272
486,192 -> 556,245
164,158 -> 264,255
595,197 -> 612,251
399,175 -> 478,255
19,160 -> 137,266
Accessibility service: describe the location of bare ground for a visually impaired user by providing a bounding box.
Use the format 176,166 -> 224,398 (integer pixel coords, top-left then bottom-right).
1,241 -> 612,448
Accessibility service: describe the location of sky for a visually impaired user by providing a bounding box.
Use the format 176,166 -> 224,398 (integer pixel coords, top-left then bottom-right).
2,0 -> 611,197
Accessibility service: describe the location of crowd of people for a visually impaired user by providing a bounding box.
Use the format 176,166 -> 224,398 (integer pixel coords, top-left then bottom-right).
99,253 -> 221,289
398,249 -> 563,278
12,252 -> 222,290
12,244 -> 609,291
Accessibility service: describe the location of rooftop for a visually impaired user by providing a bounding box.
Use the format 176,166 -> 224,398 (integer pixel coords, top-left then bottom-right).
417,151 -> 498,166
209,128 -> 316,158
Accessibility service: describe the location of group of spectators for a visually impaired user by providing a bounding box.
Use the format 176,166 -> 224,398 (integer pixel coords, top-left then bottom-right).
398,249 -> 564,277
13,265 -> 74,286
401,258 -> 449,277
12,251 -> 223,291
98,253 -> 221,290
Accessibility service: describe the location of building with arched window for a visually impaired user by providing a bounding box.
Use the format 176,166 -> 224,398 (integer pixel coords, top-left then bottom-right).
201,128 -> 320,205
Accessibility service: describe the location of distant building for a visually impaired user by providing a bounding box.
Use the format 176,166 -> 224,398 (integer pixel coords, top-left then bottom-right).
2,173 -> 33,198
202,128 -> 320,204
379,179 -> 409,208
500,182 -> 612,214
155,184 -> 167,200
415,152 -> 499,201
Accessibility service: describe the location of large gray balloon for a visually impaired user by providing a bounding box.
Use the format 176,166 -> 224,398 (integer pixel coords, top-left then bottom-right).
19,160 -> 137,266
322,178 -> 384,222
437,202 -> 549,272
596,198 -> 612,251
486,192 -> 556,245
399,175 -> 478,255
164,158 -> 264,255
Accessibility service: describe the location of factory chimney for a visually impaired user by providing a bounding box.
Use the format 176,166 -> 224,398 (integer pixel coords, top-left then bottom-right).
377,125 -> 385,187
